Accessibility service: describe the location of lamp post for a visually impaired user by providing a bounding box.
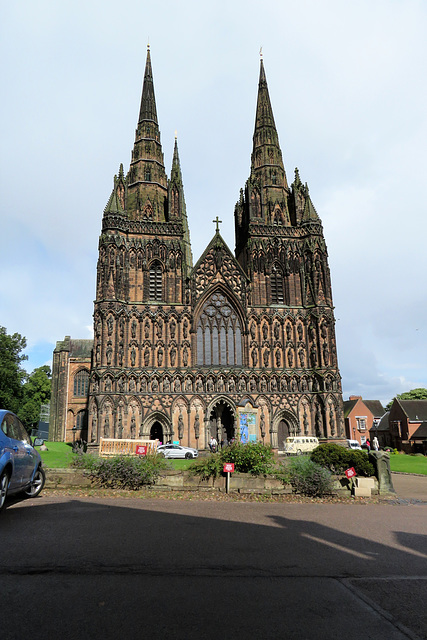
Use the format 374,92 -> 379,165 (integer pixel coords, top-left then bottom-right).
72,425 -> 77,446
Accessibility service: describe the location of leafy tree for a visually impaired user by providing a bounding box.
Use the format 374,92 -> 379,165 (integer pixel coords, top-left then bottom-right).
386,388 -> 427,410
18,365 -> 51,431
0,326 -> 28,413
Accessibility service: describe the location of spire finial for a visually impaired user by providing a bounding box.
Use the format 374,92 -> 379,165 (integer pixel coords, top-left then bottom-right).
213,216 -> 222,233
259,46 -> 263,59
175,130 -> 178,140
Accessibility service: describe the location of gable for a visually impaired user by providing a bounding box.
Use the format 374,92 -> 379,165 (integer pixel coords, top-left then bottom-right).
191,232 -> 249,307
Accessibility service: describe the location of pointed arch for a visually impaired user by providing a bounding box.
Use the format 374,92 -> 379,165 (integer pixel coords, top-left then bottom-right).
194,285 -> 245,367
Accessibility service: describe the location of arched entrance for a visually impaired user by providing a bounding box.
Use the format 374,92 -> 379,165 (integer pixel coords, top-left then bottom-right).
209,400 -> 235,445
277,419 -> 290,450
150,421 -> 163,442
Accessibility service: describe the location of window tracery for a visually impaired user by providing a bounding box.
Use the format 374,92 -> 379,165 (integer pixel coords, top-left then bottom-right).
196,292 -> 243,366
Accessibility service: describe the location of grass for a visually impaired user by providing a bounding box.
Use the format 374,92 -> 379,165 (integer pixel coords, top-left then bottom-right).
37,442 -> 75,469
37,443 -> 197,471
389,453 -> 427,475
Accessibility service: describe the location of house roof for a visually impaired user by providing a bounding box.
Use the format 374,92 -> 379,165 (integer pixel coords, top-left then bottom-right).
396,400 -> 427,422
410,422 -> 427,440
373,411 -> 390,432
363,400 -> 385,417
342,398 -> 385,419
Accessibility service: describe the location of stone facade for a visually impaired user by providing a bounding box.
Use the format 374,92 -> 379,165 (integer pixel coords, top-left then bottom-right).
50,48 -> 344,447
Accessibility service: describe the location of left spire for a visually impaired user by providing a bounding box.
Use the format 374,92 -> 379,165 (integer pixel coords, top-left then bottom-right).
138,45 -> 158,124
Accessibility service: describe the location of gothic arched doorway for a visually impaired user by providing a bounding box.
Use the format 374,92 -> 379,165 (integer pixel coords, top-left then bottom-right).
150,421 -> 163,443
209,400 -> 235,445
277,419 -> 290,450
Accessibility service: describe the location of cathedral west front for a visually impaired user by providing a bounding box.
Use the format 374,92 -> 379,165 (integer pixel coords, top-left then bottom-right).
49,47 -> 344,449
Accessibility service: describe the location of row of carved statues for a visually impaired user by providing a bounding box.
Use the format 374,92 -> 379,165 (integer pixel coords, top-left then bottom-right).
90,371 -> 340,395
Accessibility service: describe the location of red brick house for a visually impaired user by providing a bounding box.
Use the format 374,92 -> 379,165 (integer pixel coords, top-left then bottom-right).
388,399 -> 427,453
343,396 -> 385,446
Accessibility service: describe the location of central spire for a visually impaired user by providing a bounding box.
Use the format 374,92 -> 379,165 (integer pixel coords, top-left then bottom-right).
138,45 -> 158,124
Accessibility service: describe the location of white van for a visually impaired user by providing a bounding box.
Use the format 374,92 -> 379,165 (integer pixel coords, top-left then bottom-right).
346,439 -> 362,450
283,436 -> 319,455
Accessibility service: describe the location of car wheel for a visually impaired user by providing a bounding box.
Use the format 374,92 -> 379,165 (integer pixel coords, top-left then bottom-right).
296,449 -> 302,456
23,467 -> 45,498
185,452 -> 193,459
0,470 -> 10,512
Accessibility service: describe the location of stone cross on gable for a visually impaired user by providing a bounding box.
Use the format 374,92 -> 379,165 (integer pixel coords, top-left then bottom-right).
213,216 -> 222,232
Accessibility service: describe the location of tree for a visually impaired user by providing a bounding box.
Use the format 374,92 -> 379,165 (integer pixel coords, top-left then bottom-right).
0,326 -> 27,414
386,388 -> 427,411
18,365 -> 52,431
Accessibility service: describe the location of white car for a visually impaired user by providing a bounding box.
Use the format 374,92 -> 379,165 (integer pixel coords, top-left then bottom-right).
157,444 -> 198,459
346,439 -> 362,450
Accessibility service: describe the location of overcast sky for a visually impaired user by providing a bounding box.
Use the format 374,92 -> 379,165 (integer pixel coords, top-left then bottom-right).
1,0 -> 426,406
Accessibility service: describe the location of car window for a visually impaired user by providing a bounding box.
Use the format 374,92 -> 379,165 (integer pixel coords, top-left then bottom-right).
11,415 -> 30,443
1,414 -> 15,438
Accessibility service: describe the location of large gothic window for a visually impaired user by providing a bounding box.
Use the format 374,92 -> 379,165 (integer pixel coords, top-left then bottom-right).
270,264 -> 285,304
74,370 -> 89,397
197,291 -> 243,366
149,261 -> 163,301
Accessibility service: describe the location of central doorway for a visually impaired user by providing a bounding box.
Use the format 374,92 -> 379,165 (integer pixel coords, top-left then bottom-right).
277,419 -> 290,450
209,400 -> 235,445
150,421 -> 163,443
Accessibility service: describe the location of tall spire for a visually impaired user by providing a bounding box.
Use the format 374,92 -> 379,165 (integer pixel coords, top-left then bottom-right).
251,57 -> 288,190
169,135 -> 193,269
138,45 -> 158,123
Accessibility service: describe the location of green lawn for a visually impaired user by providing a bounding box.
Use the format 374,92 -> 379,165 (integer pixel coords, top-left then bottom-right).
37,443 -> 197,470
37,442 -> 75,469
389,454 -> 427,475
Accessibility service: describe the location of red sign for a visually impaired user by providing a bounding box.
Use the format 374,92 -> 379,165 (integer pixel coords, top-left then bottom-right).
345,467 -> 356,478
136,445 -> 147,456
223,463 -> 235,473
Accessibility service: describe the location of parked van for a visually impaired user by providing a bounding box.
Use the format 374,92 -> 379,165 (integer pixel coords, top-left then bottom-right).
283,436 -> 319,455
346,439 -> 362,450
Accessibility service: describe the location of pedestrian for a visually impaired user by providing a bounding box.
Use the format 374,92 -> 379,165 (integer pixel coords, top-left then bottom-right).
366,438 -> 371,451
209,436 -> 217,453
373,436 -> 379,451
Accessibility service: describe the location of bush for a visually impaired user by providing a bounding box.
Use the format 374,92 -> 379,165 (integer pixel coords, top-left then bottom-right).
347,450 -> 375,477
310,443 -> 350,474
72,453 -> 166,490
279,457 -> 335,497
189,453 -> 223,480
220,442 -> 275,476
310,443 -> 375,477
190,442 -> 275,480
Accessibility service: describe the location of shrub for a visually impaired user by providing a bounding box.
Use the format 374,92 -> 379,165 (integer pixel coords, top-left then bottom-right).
310,443 -> 350,474
73,453 -> 166,490
310,443 -> 375,477
279,457 -> 335,497
190,442 -> 275,480
220,442 -> 275,476
347,451 -> 375,477
189,453 -> 223,480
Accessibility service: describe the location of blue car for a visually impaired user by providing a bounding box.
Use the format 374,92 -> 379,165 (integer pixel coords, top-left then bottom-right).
0,409 -> 45,512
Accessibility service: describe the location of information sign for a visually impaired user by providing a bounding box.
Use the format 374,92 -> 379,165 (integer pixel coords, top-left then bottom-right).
136,445 -> 147,456
223,463 -> 235,473
345,467 -> 356,479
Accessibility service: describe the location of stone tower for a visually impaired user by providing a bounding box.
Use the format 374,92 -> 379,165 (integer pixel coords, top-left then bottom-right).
85,48 -> 343,449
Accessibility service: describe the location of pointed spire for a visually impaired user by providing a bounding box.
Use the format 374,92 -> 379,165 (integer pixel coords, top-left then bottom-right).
170,134 -> 183,187
138,45 -> 158,124
168,135 -> 193,269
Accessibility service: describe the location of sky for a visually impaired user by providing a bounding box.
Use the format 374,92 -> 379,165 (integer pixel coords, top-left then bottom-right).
1,0 -> 426,406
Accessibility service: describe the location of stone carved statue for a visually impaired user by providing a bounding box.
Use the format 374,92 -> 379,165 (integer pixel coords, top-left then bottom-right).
194,411 -> 200,439
178,412 -> 184,440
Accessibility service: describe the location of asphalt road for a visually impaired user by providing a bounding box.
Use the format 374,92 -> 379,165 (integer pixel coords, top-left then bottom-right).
1,477 -> 426,640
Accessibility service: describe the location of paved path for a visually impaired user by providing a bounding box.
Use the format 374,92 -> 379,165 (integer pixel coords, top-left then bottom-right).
1,487 -> 426,640
391,473 -> 427,502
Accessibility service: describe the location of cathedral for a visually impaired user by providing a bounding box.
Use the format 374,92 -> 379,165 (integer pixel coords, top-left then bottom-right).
49,47 -> 344,449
